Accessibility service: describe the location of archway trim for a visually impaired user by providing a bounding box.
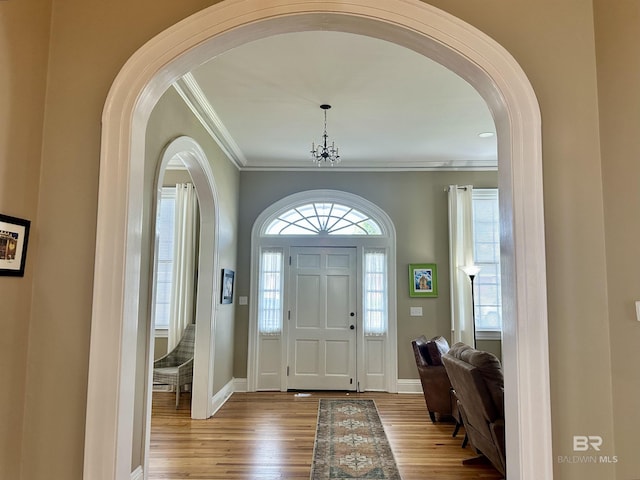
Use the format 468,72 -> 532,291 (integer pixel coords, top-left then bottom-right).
84,1 -> 552,479
155,136 -> 220,421
247,189 -> 398,393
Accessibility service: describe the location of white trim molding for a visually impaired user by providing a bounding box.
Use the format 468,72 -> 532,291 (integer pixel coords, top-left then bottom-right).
247,189 -> 398,394
232,377 -> 248,393
210,378 -> 236,416
130,466 -> 143,480
476,330 -> 502,341
85,1 -> 551,479
173,74 -> 247,169
396,379 -> 423,395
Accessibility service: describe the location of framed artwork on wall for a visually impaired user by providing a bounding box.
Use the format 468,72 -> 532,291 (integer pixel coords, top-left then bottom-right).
221,268 -> 235,304
409,263 -> 438,297
0,213 -> 31,277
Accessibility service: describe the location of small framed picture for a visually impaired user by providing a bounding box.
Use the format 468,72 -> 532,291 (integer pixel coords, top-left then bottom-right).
0,213 -> 31,277
409,263 -> 438,297
221,268 -> 235,304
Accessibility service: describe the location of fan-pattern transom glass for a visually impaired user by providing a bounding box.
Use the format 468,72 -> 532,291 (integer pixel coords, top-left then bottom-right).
265,202 -> 382,236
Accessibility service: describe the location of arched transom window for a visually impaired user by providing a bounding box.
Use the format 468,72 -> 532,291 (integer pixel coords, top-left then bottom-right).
265,202 -> 382,236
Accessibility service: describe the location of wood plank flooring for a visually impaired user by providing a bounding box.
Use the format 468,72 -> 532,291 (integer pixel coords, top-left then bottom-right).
149,391 -> 503,479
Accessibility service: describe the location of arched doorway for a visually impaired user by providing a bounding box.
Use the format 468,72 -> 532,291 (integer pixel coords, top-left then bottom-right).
248,190 -> 397,393
153,136 -> 220,421
84,1 -> 552,478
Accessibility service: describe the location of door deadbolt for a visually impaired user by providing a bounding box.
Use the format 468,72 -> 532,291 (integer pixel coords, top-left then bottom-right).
350,325 -> 355,330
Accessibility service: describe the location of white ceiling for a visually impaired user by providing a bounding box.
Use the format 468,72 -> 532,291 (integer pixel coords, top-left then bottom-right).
179,31 -> 497,171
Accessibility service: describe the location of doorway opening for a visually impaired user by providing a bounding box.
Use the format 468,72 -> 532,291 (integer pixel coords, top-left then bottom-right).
249,189 -> 397,393
84,1 -> 551,478
152,136 -> 220,420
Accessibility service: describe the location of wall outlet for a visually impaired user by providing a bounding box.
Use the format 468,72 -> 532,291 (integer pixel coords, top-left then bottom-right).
410,306 -> 423,317
239,296 -> 248,305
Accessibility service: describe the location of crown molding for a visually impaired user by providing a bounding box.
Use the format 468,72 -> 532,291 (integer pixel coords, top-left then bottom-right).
172,73 -> 246,169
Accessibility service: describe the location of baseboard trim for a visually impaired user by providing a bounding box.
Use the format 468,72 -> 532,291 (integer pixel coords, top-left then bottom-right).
210,378 -> 236,416
130,466 -> 143,480
232,377 -> 247,392
152,384 -> 172,392
210,378 -> 418,401
396,379 -> 422,394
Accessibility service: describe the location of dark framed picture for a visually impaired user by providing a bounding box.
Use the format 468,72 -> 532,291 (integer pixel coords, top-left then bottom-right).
221,268 -> 235,304
0,214 -> 31,277
409,263 -> 438,297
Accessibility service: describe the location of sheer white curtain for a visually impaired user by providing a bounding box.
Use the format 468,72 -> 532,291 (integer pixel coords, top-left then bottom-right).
448,185 -> 475,346
168,183 -> 198,350
363,250 -> 387,336
258,249 -> 283,335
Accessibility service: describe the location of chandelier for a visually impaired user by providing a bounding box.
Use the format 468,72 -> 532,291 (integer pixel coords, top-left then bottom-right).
310,104 -> 341,166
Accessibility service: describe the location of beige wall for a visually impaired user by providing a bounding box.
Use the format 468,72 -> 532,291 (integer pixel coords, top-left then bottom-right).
0,0 -> 51,477
1,0 -> 636,478
235,171 -> 498,379
594,2 -> 640,478
15,1 -> 224,478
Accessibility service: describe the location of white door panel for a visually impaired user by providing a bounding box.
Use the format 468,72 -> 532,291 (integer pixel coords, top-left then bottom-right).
296,275 -> 321,328
294,340 -> 320,374
326,340 -> 351,375
288,247 -> 356,391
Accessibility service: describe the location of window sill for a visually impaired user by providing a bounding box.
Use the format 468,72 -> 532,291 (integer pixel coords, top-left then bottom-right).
154,328 -> 168,338
476,330 -> 501,341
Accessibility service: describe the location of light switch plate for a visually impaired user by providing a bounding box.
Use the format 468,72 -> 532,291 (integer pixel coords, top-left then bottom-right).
410,306 -> 423,317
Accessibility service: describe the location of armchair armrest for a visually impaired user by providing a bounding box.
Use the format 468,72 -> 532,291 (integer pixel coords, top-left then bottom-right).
176,358 -> 194,374
154,353 -> 176,368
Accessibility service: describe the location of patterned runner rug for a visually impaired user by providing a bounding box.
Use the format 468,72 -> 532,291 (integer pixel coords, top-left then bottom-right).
310,398 -> 402,479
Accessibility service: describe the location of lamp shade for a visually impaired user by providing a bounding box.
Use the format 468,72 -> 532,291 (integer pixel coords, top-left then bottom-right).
459,264 -> 481,277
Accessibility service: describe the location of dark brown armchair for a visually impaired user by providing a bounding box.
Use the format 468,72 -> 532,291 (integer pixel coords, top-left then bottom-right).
411,335 -> 455,423
442,342 -> 506,476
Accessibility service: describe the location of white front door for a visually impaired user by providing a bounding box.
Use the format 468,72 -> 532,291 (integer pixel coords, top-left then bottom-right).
287,246 -> 357,391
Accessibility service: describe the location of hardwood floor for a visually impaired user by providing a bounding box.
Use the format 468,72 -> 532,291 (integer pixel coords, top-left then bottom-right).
149,391 -> 503,479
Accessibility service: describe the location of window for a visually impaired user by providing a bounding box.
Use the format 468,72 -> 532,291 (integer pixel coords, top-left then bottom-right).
472,189 -> 502,332
265,202 -> 382,236
154,187 -> 176,330
258,249 -> 284,335
363,250 -> 387,336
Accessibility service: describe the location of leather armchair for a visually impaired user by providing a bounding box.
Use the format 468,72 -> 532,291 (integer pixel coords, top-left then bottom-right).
442,342 -> 506,476
411,335 -> 455,422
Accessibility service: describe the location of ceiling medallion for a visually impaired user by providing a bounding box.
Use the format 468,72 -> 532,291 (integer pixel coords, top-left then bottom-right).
310,104 -> 341,166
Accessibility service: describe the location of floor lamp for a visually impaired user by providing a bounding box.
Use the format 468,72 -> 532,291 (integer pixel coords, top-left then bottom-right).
460,265 -> 481,348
